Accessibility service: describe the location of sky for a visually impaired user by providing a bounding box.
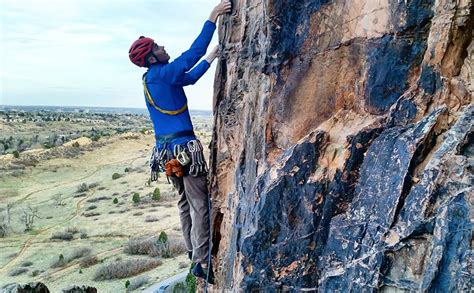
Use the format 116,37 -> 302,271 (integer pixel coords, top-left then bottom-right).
0,0 -> 220,110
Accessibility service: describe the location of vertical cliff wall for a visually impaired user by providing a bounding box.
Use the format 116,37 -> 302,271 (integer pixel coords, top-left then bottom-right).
210,0 -> 472,291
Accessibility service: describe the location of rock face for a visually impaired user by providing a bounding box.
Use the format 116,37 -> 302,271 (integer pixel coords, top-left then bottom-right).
210,0 -> 473,291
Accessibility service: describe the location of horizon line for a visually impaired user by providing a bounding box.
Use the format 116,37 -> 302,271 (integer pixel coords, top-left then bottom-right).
0,104 -> 213,112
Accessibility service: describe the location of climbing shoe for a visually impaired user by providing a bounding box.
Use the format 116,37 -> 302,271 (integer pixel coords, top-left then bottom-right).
192,262 -> 215,285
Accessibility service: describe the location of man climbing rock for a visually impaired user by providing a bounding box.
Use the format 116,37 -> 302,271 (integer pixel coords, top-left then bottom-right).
128,0 -> 232,285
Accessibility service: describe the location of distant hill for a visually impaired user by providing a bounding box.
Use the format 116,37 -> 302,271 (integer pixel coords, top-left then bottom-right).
0,105 -> 212,117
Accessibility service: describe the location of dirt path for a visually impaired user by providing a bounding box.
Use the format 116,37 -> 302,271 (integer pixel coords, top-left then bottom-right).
13,155 -> 144,205
0,155 -> 145,272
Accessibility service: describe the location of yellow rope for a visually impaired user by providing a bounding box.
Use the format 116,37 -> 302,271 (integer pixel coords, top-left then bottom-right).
143,77 -> 188,115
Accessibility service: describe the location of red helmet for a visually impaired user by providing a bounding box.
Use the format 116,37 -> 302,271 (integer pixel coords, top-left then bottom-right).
129,36 -> 154,67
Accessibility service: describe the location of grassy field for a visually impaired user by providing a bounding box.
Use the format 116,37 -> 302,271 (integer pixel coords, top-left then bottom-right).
0,127 -> 211,291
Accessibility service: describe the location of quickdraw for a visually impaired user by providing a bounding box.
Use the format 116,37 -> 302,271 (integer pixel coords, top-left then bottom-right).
149,144 -> 173,182
149,146 -> 160,181
187,140 -> 208,177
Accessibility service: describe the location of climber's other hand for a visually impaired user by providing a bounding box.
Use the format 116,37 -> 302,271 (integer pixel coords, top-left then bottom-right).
209,0 -> 232,23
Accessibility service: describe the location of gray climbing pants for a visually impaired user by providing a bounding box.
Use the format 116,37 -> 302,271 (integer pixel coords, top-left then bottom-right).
170,174 -> 210,265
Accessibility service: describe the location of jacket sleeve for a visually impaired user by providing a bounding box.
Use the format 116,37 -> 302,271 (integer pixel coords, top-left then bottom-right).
174,60 -> 211,86
154,21 -> 216,85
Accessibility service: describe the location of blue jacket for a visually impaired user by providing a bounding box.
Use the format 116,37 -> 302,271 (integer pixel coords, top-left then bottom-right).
144,20 -> 216,151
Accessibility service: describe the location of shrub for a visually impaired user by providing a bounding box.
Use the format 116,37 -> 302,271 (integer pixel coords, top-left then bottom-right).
127,275 -> 150,292
124,238 -> 156,256
86,205 -> 97,211
144,216 -> 158,222
12,150 -> 19,158
91,134 -> 101,142
125,280 -> 130,289
88,182 -> 99,189
72,142 -> 80,148
186,268 -> 197,293
80,232 -> 88,239
158,231 -> 168,244
93,258 -> 162,280
152,188 -> 161,201
80,255 -> 99,268
124,167 -> 130,173
87,196 -> 111,203
51,232 -> 74,241
30,269 -> 41,277
112,173 -> 121,180
9,267 -> 28,276
132,193 -> 140,204
65,227 -> 79,234
167,238 -> 187,257
51,254 -> 67,268
76,183 -> 89,193
173,282 -> 186,293
20,261 -> 33,267
113,198 -> 118,204
132,212 -> 143,216
69,247 -> 92,261
83,212 -> 101,217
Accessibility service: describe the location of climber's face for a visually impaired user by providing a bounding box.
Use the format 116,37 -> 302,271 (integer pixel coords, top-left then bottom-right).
151,43 -> 170,63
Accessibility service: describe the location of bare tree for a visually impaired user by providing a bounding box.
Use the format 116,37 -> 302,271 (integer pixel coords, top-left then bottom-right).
0,203 -> 12,237
20,206 -> 41,232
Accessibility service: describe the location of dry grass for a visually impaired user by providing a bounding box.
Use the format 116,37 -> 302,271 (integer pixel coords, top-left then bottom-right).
124,236 -> 187,258
127,275 -> 151,292
94,258 -> 162,280
51,247 -> 92,268
80,255 -> 99,268
144,216 -> 158,222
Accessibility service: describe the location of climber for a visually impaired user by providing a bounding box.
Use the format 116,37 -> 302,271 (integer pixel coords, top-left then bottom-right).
128,0 -> 232,285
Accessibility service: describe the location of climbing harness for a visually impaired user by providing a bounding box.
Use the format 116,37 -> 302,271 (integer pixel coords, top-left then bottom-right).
149,139 -> 207,179
143,74 -> 188,115
187,140 -> 208,177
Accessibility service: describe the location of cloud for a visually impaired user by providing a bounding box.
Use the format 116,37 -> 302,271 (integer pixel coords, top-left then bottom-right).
1,0 -> 220,110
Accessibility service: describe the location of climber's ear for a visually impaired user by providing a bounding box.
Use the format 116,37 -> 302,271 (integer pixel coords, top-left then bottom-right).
147,55 -> 157,64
